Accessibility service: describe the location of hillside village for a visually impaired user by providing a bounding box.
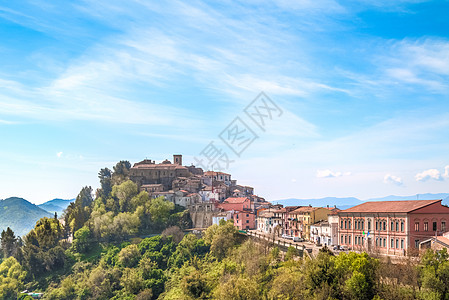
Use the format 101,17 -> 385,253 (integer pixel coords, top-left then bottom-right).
128,154 -> 449,258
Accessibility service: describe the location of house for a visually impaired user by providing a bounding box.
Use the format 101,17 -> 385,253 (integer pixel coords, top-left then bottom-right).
233,211 -> 256,230
310,221 -> 332,246
257,210 -> 275,234
338,199 -> 449,256
420,235 -> 449,252
286,206 -> 330,240
203,171 -> 232,186
328,210 -> 340,246
140,184 -> 164,193
212,211 -> 233,225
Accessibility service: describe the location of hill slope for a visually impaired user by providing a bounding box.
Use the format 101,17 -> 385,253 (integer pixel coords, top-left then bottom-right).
38,198 -> 74,216
0,197 -> 52,237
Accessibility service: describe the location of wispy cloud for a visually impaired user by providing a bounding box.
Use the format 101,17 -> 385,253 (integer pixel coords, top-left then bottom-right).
316,169 -> 351,178
415,168 -> 443,182
384,174 -> 403,186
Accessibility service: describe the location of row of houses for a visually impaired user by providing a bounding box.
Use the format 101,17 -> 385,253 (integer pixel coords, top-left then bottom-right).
255,199 -> 449,256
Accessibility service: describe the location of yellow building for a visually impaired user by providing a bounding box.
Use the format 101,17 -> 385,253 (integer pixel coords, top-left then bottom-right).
287,206 -> 330,240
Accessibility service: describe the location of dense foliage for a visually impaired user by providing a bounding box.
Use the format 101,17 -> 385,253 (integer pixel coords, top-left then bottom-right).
2,161 -> 449,299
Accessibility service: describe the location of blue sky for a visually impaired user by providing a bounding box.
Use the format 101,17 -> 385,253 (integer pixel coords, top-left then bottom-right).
1,0 -> 448,204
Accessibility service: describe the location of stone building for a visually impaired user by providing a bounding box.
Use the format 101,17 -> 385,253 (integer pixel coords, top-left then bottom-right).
129,155 -> 190,190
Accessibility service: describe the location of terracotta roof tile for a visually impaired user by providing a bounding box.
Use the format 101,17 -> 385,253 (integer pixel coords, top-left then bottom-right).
340,200 -> 442,213
224,197 -> 249,204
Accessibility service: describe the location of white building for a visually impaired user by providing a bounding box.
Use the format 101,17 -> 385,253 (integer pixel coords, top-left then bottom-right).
310,221 -> 332,246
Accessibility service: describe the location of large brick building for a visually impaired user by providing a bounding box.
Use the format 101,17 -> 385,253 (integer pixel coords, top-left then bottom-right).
338,199 -> 449,255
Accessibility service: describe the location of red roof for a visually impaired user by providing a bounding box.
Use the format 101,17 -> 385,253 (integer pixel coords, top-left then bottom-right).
291,206 -> 322,213
340,200 -> 442,213
224,197 -> 249,204
204,171 -> 231,176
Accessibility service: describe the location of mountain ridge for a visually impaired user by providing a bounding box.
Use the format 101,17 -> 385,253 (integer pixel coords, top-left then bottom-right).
271,193 -> 449,209
0,197 -> 52,237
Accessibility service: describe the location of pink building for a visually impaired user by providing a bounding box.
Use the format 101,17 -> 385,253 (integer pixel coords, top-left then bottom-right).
338,200 -> 449,256
233,211 -> 256,230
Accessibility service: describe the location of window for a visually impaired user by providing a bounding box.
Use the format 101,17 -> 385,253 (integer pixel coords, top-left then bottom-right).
341,220 -> 344,229
415,222 -> 419,231
345,220 -> 347,229
236,214 -> 239,219
383,238 -> 386,247
391,239 -> 394,248
443,221 -> 446,232
376,221 -> 378,231
383,222 -> 386,231
246,214 -> 249,217
376,238 -> 378,246
401,239 -> 404,249
415,240 -> 420,248
341,235 -> 344,244
349,235 -> 352,244
368,220 -> 371,231
345,235 -> 347,244
396,239 -> 399,249
396,222 -> 399,231
349,220 -> 352,229
361,221 -> 364,230
424,222 -> 428,231
433,222 -> 437,231
246,220 -> 249,223
391,222 -> 394,231
401,222 -> 404,232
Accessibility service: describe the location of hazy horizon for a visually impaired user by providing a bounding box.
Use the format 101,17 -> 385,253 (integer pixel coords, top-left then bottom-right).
1,1 -> 449,204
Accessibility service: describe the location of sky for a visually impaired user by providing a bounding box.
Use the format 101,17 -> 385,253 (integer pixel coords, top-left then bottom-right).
0,0 -> 448,204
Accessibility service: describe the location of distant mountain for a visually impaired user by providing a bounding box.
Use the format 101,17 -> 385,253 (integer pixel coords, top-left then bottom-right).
0,197 -> 52,237
270,193 -> 449,210
270,197 -> 363,209
367,193 -> 449,202
38,198 -> 74,217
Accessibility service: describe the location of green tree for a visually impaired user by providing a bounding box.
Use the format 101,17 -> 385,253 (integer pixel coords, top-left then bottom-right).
72,226 -> 92,253
1,227 -> 18,258
149,197 -> 175,225
118,244 -> 141,268
419,248 -> 449,299
98,167 -> 113,198
65,186 -> 94,233
203,220 -> 238,260
0,257 -> 27,299
111,180 -> 139,212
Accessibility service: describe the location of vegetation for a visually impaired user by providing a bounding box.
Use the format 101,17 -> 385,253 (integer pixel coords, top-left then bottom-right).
2,161 -> 449,299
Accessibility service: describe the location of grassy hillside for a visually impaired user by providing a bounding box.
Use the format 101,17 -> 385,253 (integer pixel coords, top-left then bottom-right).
0,197 -> 52,237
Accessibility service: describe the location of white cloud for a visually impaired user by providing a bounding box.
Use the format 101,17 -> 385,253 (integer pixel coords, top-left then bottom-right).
316,169 -> 350,178
415,169 -> 442,182
57,152 -> 63,158
444,165 -> 449,179
384,174 -> 403,186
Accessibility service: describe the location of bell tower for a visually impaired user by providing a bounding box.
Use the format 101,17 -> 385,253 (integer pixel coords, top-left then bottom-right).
173,154 -> 182,165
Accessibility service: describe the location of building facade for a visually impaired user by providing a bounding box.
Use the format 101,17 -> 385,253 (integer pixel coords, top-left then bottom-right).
287,206 -> 330,240
338,200 -> 449,255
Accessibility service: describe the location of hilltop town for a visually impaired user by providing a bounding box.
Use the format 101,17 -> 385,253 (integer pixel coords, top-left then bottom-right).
128,154 -> 449,258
